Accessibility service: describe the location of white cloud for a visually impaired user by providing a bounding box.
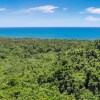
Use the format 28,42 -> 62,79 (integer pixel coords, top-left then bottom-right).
79,7 -> 100,14
63,8 -> 68,11
0,8 -> 6,12
85,16 -> 100,22
79,11 -> 84,14
13,5 -> 58,14
86,7 -> 100,14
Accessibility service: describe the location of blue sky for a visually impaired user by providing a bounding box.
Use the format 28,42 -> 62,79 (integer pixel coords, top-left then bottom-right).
0,0 -> 100,27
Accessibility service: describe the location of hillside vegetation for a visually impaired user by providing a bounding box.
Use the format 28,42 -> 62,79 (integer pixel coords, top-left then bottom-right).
0,38 -> 100,100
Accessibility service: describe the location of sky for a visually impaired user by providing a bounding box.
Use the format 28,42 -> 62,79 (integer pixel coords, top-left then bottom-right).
0,0 -> 100,27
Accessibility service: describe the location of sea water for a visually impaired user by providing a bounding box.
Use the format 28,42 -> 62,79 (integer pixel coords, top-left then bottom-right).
0,27 -> 100,40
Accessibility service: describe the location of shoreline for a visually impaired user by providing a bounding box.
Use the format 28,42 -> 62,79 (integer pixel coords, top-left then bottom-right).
0,37 -> 99,40
0,37 -> 99,41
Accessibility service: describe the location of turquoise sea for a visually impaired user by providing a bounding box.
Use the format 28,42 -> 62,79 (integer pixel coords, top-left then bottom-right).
0,27 -> 100,40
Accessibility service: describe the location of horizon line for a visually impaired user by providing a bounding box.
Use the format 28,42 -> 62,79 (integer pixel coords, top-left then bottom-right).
0,26 -> 100,28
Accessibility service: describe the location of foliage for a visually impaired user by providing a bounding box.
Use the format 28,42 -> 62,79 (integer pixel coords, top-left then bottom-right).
0,38 -> 100,100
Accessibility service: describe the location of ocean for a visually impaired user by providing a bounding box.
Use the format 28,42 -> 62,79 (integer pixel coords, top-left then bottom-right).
0,27 -> 100,40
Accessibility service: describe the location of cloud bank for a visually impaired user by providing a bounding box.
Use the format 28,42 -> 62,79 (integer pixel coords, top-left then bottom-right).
85,16 -> 100,22
86,7 -> 100,14
13,5 -> 59,14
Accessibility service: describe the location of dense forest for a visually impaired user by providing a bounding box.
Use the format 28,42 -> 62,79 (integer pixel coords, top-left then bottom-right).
0,38 -> 100,100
